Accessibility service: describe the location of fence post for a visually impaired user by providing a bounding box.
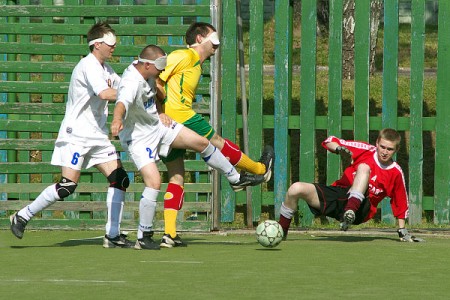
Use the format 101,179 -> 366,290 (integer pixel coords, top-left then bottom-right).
434,0 -> 450,225
220,0 -> 238,223
298,0 -> 316,226
0,0 -> 6,207
354,0 -> 370,141
211,0 -> 222,229
380,0 -> 399,225
408,0 -> 425,225
326,0 -> 343,183
247,0 -> 264,222
273,0 -> 292,220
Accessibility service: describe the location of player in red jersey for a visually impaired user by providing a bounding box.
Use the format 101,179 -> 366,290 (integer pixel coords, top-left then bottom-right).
278,128 -> 424,242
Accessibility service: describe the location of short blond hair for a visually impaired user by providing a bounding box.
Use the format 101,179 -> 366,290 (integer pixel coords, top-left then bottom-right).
377,128 -> 401,150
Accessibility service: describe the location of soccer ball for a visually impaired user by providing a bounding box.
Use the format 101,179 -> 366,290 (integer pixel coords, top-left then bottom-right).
256,220 -> 284,248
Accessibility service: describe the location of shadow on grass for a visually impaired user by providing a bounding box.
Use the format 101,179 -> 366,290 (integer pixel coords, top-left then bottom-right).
305,235 -> 396,242
54,237 -> 103,247
9,237 -> 103,248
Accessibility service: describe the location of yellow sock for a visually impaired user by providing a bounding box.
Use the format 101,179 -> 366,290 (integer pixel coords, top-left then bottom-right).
164,209 -> 178,238
236,153 -> 266,175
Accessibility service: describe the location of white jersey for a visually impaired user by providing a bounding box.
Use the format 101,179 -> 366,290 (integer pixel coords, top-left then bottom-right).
56,53 -> 121,146
116,61 -> 182,168
116,61 -> 162,145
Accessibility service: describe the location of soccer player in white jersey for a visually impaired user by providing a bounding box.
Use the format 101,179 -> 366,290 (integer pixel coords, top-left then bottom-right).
111,45 -> 264,250
278,128 -> 424,242
10,22 -> 134,248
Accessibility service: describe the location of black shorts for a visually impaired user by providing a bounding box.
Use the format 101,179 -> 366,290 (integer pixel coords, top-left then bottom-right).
310,184 -> 371,225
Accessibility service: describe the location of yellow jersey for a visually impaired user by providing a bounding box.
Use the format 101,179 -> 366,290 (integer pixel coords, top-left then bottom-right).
159,48 -> 202,123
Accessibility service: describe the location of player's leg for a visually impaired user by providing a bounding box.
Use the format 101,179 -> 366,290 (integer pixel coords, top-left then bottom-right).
172,126 -> 265,191
278,182 -> 319,238
10,145 -> 82,239
161,156 -> 187,248
134,162 -> 161,250
210,133 -> 274,182
184,114 -> 274,182
94,147 -> 132,248
343,163 -> 370,224
171,127 -> 241,183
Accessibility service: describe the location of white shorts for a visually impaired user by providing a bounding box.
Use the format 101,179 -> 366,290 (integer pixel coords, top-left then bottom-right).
125,122 -> 183,170
51,142 -> 120,170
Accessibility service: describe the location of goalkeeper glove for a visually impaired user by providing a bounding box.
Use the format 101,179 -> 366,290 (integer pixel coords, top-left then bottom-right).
335,146 -> 352,157
397,228 -> 425,242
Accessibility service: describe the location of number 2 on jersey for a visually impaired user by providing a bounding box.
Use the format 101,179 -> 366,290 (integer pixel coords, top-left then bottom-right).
146,147 -> 155,158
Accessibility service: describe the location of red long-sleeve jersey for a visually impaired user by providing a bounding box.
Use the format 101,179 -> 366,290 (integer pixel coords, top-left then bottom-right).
322,136 -> 409,221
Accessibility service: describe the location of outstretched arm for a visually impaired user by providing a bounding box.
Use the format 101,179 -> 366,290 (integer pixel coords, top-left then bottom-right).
111,102 -> 126,137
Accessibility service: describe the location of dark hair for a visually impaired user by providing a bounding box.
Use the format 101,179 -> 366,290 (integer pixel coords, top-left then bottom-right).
87,21 -> 115,51
185,22 -> 216,45
139,44 -> 165,61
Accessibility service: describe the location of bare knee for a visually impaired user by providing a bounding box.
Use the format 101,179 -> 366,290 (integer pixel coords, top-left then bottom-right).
210,133 -> 225,149
198,137 -> 210,150
356,163 -> 371,174
284,182 -> 304,209
285,182 -> 319,210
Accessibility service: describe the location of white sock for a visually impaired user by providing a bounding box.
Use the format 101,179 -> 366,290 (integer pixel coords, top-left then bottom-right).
105,187 -> 125,238
200,143 -> 240,184
138,187 -> 159,239
348,190 -> 365,202
18,184 -> 60,221
280,203 -> 295,219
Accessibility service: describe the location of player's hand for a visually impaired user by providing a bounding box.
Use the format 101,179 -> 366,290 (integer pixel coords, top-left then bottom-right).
397,228 -> 425,242
335,146 -> 352,157
159,113 -> 173,128
110,119 -> 123,137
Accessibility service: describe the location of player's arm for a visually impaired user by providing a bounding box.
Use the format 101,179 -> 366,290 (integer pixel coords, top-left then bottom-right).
391,176 -> 424,242
111,102 -> 126,136
324,140 -> 352,157
156,77 -> 166,102
98,88 -> 117,102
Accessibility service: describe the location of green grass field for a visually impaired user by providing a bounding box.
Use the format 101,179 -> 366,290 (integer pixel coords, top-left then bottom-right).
1,230 -> 449,299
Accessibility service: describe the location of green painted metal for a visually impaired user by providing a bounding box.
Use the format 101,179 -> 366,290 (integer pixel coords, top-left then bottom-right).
1,1 -> 447,228
381,0 -> 399,225
0,5 -> 210,17
220,0 -> 237,222
408,0 -> 425,225
435,0 -> 450,224
326,0 -> 343,184
298,0 -> 316,226
354,0 -> 370,141
38,0 -> 55,217
273,0 -> 292,219
17,0 -> 31,202
168,0 -> 184,46
248,0 -> 264,221
0,1 -> 214,229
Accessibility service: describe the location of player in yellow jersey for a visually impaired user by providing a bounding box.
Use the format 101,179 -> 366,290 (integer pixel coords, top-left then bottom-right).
157,22 -> 274,248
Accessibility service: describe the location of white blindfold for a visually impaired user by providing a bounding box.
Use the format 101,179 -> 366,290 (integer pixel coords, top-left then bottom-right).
189,31 -> 220,47
88,32 -> 117,46
138,55 -> 167,71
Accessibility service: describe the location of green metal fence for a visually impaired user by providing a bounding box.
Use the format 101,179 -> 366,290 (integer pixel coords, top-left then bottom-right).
220,0 -> 449,226
1,0 -> 449,229
0,0 -> 215,230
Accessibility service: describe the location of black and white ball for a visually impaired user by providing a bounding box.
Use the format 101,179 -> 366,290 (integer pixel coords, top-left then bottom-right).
256,220 -> 284,248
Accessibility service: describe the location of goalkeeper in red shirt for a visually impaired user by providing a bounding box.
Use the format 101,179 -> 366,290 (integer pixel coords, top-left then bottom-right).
279,128 -> 423,242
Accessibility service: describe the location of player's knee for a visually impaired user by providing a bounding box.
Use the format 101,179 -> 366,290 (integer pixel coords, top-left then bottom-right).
198,137 -> 210,150
356,163 -> 371,174
56,177 -> 78,199
107,167 -> 130,191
